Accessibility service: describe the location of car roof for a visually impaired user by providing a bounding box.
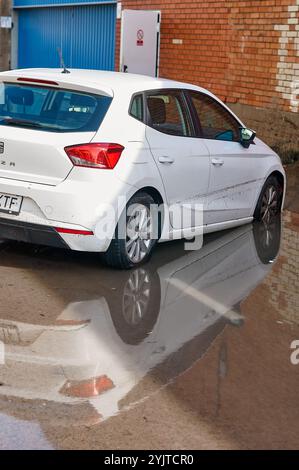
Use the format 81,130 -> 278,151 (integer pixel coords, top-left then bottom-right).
0,68 -> 244,125
0,68 -> 212,96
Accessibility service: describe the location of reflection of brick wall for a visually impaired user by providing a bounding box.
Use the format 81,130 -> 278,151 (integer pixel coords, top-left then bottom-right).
263,210 -> 299,324
0,0 -> 11,71
171,261 -> 299,448
116,1 -> 299,113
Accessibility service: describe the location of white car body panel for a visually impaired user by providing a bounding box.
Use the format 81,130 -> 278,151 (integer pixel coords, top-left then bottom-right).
0,126 -> 95,186
0,68 -> 286,254
145,126 -> 210,228
204,138 -> 273,224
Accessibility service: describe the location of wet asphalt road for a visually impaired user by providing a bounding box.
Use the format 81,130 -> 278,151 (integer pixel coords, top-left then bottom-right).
0,164 -> 298,450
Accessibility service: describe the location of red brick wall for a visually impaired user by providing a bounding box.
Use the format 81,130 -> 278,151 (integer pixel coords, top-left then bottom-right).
115,0 -> 299,113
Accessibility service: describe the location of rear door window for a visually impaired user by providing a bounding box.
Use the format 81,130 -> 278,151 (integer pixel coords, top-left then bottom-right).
146,90 -> 192,137
0,83 -> 112,133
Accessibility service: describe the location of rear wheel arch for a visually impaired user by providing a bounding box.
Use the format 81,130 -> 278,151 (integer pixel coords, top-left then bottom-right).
130,186 -> 165,237
135,186 -> 164,206
113,186 -> 165,226
103,188 -> 164,269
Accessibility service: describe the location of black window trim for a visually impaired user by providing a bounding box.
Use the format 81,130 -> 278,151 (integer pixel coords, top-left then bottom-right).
183,89 -> 202,137
128,92 -> 145,123
141,88 -> 196,138
185,89 -> 243,143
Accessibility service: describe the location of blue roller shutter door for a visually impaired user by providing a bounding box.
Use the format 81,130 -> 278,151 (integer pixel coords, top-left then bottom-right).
18,4 -> 116,70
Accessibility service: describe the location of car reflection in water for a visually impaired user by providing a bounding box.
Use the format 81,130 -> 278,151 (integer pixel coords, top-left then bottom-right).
0,216 -> 281,427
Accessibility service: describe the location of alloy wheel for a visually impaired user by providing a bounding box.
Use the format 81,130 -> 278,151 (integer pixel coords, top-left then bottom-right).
122,268 -> 151,326
126,204 -> 152,263
260,185 -> 279,224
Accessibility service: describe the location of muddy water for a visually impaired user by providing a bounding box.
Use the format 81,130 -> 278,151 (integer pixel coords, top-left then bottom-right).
0,171 -> 298,449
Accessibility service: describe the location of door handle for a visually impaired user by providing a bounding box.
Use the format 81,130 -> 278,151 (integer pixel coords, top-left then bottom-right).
211,158 -> 224,167
158,156 -> 175,164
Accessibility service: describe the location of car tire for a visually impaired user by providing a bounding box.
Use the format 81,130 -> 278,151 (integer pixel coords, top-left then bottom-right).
106,267 -> 161,345
103,192 -> 159,269
253,214 -> 281,264
254,175 -> 283,223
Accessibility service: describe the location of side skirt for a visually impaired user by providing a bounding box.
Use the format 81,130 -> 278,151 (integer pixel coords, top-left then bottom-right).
159,216 -> 253,242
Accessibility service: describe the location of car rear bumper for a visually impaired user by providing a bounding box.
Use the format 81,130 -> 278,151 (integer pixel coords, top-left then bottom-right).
0,218 -> 69,249
0,216 -> 110,252
0,171 -> 136,252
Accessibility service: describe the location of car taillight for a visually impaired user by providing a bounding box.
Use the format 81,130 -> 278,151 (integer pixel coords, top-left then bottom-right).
65,143 -> 124,169
59,375 -> 114,398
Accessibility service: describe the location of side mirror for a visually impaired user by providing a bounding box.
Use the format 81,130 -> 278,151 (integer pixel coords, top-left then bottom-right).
239,127 -> 256,148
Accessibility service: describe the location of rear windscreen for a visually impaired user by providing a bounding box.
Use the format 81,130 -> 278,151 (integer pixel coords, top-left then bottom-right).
0,83 -> 112,133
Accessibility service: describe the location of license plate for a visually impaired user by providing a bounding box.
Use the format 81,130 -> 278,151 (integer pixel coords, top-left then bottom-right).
0,192 -> 23,215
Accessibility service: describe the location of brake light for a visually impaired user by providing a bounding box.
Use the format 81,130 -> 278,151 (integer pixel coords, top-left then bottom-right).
17,77 -> 59,86
59,375 -> 114,398
65,143 -> 124,169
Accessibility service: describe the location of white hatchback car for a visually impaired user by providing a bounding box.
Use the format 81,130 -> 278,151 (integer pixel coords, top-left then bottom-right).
0,69 -> 285,268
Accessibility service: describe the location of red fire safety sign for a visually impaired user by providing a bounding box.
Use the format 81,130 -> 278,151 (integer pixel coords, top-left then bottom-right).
137,29 -> 144,46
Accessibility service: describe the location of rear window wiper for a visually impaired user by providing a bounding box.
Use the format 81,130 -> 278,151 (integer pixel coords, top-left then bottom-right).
0,117 -> 42,129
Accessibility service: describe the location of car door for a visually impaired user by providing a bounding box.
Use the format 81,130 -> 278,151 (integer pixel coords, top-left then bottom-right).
187,90 -> 265,225
145,89 -> 210,229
